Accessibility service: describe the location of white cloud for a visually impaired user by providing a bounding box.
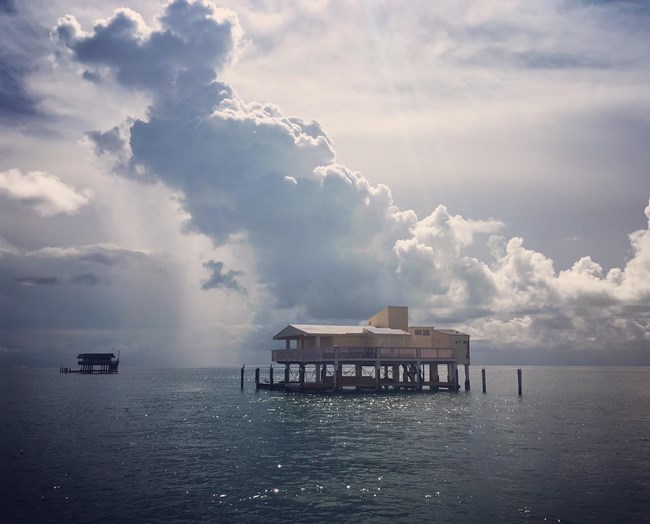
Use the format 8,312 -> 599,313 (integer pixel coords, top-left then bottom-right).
0,169 -> 91,216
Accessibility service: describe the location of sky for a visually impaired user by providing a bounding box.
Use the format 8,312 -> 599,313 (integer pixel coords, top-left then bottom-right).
0,0 -> 649,367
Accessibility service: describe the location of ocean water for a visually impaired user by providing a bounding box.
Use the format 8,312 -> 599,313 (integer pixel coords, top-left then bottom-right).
1,366 -> 648,523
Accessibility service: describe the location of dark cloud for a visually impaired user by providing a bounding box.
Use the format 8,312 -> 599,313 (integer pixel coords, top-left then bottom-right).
81,69 -> 102,83
0,56 -> 37,120
32,244 -> 152,267
201,260 -> 246,294
72,273 -> 101,285
87,126 -> 128,156
15,276 -> 60,286
0,2 -> 49,123
14,273 -> 102,286
0,0 -> 15,15
56,0 -> 240,93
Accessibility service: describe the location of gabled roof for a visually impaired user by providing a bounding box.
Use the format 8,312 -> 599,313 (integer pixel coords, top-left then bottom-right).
273,324 -> 410,339
363,327 -> 410,335
273,324 -> 366,339
77,353 -> 116,359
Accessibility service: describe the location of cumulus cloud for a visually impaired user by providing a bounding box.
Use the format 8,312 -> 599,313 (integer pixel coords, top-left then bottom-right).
202,260 -> 246,294
51,1 -> 650,363
55,0 -> 241,93
0,169 -> 90,217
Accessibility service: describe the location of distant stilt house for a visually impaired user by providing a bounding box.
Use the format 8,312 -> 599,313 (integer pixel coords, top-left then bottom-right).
60,353 -> 120,374
266,306 -> 470,392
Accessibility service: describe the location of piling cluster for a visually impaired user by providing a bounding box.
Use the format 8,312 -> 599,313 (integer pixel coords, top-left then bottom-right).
240,365 -> 522,395
242,366 -> 524,395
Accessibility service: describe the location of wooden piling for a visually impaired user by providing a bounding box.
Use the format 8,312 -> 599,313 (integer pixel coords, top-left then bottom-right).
269,366 -> 274,388
299,364 -> 305,391
482,368 -> 486,393
517,368 -> 522,395
255,368 -> 260,389
240,365 -> 245,389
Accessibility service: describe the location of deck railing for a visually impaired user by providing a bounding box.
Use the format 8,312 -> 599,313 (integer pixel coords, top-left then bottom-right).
271,346 -> 455,363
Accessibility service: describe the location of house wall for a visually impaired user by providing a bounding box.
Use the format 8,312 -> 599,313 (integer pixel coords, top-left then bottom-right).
366,333 -> 411,348
407,328 -> 470,365
408,327 -> 434,348
305,332 -> 411,349
455,337 -> 470,366
330,334 -> 371,348
432,331 -> 470,365
367,306 -> 408,331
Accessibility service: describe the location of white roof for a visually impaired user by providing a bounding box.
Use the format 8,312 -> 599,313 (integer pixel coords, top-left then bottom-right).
363,327 -> 410,335
292,324 -> 366,335
274,324 -> 365,339
274,324 -> 410,339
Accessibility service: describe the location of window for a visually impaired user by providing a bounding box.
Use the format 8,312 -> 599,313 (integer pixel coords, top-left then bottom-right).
422,330 -> 430,336
414,330 -> 422,336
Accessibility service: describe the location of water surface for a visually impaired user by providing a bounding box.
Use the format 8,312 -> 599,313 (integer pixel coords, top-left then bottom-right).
1,366 -> 648,523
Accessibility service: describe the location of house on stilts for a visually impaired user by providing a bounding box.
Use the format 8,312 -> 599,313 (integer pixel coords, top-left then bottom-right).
59,353 -> 120,374
265,306 -> 470,392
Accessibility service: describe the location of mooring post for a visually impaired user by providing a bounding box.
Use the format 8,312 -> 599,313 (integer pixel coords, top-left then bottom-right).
255,367 -> 260,389
269,366 -> 274,389
240,365 -> 245,389
517,368 -> 522,395
482,368 -> 486,393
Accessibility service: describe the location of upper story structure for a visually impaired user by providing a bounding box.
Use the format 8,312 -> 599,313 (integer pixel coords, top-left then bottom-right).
273,306 -> 469,366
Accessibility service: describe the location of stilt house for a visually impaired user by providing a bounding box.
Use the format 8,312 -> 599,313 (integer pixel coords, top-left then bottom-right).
270,306 -> 470,392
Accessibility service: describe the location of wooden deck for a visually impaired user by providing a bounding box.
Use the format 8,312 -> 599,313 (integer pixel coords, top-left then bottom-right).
258,346 -> 464,393
272,346 -> 456,364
